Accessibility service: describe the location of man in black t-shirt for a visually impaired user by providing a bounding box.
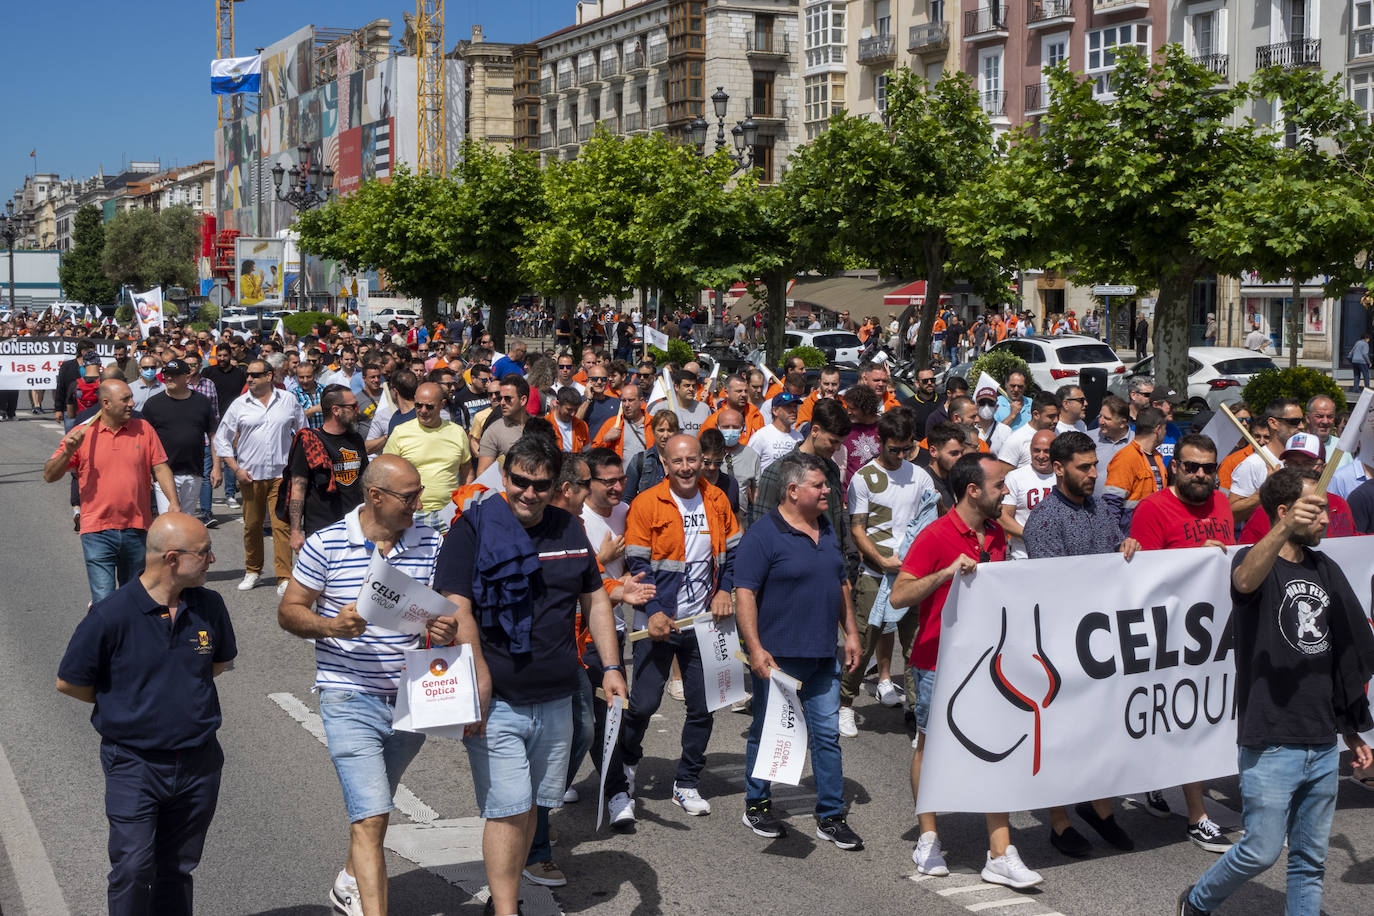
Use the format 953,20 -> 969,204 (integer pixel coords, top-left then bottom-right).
287,385 -> 367,551
203,343 -> 248,508
142,359 -> 220,519
1181,468 -> 1374,916
434,435 -> 627,916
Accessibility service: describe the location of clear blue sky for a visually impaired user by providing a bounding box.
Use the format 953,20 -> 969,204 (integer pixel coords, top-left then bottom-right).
1,0 -> 568,198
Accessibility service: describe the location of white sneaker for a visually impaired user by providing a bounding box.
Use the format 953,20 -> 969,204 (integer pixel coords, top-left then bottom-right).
225,496 -> 241,509
875,678 -> 901,707
562,786 -> 579,803
237,572 -> 260,591
667,678 -> 685,701
912,831 -> 950,876
623,762 -> 637,797
329,870 -> 362,916
981,845 -> 1043,889
276,578 -> 291,597
608,792 -> 636,829
838,706 -> 858,738
672,783 -> 711,816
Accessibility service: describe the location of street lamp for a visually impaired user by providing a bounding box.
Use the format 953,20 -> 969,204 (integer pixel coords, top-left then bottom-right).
0,201 -> 32,311
272,145 -> 335,313
687,87 -> 757,173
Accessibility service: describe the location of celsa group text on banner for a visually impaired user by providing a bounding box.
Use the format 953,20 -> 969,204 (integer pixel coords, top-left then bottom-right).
916,541 -> 1374,815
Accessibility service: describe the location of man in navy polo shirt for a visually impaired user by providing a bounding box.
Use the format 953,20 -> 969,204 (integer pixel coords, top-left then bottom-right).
57,512 -> 236,916
735,451 -> 863,848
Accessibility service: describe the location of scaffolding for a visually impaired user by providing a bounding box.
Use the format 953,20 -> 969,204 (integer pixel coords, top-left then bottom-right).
415,0 -> 446,174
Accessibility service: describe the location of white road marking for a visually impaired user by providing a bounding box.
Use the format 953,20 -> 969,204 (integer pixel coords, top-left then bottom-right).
937,883 -> 1001,896
966,898 -> 1038,912
0,742 -> 71,916
269,691 -> 560,914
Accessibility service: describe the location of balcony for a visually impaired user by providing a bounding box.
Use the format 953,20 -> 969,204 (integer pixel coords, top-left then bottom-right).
1192,52 -> 1230,80
1256,38 -> 1321,69
600,57 -> 623,80
540,76 -> 555,96
1092,0 -> 1150,11
648,44 -> 668,65
649,105 -> 667,126
577,122 -> 595,141
857,34 -> 898,65
579,64 -> 598,86
1024,82 -> 1050,114
625,49 -> 649,73
558,126 -> 576,147
964,7 -> 1009,42
746,33 -> 790,58
1356,28 -> 1374,59
979,90 -> 1008,117
624,110 -> 645,132
751,97 -> 787,122
539,131 -> 555,150
1027,0 -> 1073,29
909,22 -> 950,54
557,70 -> 574,91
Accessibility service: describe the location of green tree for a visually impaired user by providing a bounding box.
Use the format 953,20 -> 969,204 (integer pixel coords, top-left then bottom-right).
971,46 -> 1273,395
1194,67 -> 1374,367
101,206 -> 200,292
296,166 -> 466,326
59,205 -> 117,305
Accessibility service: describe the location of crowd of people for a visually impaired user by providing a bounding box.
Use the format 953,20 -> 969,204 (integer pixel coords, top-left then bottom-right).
16,307 -> 1373,916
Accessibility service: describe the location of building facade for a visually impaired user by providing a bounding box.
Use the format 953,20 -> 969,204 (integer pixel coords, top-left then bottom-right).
453,25 -> 518,147
843,0 -> 963,125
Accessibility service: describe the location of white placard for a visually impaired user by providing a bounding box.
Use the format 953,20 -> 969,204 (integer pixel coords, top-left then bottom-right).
694,616 -> 748,712
402,644 -> 481,730
596,695 -> 628,830
640,324 -> 669,351
750,669 -> 808,787
1337,386 -> 1374,456
354,552 -> 450,635
1199,408 -> 1241,462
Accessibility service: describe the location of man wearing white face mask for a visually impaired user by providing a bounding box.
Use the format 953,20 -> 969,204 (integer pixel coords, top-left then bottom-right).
972,384 -> 1011,455
717,408 -> 760,527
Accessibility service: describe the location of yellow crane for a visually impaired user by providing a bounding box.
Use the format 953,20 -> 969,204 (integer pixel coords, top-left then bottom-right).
215,0 -> 245,128
415,0 -> 446,174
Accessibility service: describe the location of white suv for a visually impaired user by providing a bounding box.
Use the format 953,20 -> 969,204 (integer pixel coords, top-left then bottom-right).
983,335 -> 1126,391
748,329 -> 864,365
1111,347 -> 1277,411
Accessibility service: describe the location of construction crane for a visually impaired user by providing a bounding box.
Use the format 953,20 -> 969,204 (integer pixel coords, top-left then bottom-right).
415,0 -> 446,174
215,0 -> 245,127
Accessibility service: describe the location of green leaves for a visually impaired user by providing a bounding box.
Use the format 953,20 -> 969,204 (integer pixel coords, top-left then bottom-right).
59,204 -> 117,306
100,206 -> 200,293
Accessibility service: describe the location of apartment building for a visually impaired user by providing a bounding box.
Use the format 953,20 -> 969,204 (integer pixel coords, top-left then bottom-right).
452,25 -> 518,148
843,0 -> 963,126
516,0 -> 803,183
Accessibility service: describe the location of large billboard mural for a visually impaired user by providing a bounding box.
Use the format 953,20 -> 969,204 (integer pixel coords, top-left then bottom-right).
215,23 -> 464,256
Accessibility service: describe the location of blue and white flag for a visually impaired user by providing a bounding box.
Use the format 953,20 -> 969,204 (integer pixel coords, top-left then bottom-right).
210,55 -> 261,95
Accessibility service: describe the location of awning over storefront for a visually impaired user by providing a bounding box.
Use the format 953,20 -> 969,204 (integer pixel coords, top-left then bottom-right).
882,280 -> 953,308
727,274 -> 913,320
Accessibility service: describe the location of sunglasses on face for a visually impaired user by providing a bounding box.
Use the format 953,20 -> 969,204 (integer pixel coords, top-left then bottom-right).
1178,460 -> 1218,475
593,474 -> 627,485
246,370 -> 270,378
507,471 -> 554,493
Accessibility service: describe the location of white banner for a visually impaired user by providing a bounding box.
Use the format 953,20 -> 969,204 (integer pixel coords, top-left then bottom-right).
0,337 -> 117,390
918,542 -> 1374,814
132,287 -> 164,339
639,324 -> 669,351
694,616 -> 748,712
354,552 -> 450,635
750,669 -> 808,787
596,694 -> 628,830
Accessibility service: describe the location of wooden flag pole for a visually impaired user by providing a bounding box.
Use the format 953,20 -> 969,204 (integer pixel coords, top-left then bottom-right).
1219,403 -> 1279,469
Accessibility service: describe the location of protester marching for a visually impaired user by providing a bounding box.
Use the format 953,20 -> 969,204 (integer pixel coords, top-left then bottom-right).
7,302 -> 1371,916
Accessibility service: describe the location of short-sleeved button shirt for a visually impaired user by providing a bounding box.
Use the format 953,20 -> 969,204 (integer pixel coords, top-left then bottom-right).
901,509 -> 1008,671
734,509 -> 846,658
57,579 -> 237,751
55,418 -> 168,535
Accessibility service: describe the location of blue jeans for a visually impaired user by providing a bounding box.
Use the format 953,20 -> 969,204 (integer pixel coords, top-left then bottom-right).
318,689 -> 426,822
223,461 -> 237,502
199,446 -> 213,518
527,674 -> 594,865
1190,743 -> 1339,915
612,631 -> 713,793
81,529 -> 148,604
1353,361 -> 1370,389
744,656 -> 846,820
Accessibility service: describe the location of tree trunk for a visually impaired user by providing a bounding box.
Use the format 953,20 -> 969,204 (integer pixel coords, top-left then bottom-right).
906,234 -> 947,370
1288,273 -> 1301,369
1152,272 -> 1196,398
764,268 -> 788,367
488,301 -> 509,352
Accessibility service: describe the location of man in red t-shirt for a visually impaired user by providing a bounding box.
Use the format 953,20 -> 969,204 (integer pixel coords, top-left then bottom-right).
890,454 -> 1044,889
1128,432 -> 1236,855
1236,433 -> 1359,544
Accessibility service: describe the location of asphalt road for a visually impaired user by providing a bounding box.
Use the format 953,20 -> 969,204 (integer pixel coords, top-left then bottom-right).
1,411 -> 1372,916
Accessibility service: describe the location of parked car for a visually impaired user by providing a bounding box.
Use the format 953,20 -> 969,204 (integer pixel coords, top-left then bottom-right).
748,329 -> 864,366
374,307 -> 422,324
964,335 -> 1127,392
1110,348 -> 1277,411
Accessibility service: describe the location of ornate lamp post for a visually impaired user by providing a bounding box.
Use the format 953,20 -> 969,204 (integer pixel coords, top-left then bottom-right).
0,201 -> 32,311
272,145 -> 335,312
686,87 -> 759,174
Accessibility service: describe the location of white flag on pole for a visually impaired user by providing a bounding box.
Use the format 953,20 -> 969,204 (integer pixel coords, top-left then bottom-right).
132,287 -> 164,339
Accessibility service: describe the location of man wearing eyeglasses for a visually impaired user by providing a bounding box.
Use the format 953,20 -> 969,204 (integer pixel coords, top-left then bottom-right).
1054,384 -> 1088,434
280,455 -> 460,916
286,385 -> 368,560
214,360 -> 306,592
58,512 -> 235,916
476,375 -> 531,475
1229,398 -> 1304,526
907,369 -> 940,432
552,353 -> 586,396
993,371 -> 1032,431
384,382 -> 473,533
581,365 -> 620,436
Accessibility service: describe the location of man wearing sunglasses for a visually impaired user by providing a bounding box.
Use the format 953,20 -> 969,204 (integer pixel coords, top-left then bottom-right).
286,385 -> 369,558
213,360 -> 306,592
476,376 -> 531,475
1129,432 -> 1237,854
1229,398 -> 1304,526
383,383 -> 473,533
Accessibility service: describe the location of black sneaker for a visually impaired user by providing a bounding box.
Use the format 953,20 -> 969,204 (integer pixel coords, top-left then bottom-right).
742,801 -> 785,838
1144,789 -> 1171,818
1187,817 -> 1232,853
203,516 -> 219,529
815,815 -> 863,850
1178,885 -> 1210,915
1074,802 -> 1135,851
1049,824 -> 1092,858
483,898 -> 524,916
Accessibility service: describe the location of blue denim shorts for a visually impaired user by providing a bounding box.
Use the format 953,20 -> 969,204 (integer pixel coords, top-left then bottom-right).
463,696 -> 572,819
318,689 -> 426,822
912,668 -> 937,733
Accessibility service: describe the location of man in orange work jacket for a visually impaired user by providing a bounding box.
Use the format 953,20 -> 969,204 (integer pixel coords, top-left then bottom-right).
601,433 -> 741,829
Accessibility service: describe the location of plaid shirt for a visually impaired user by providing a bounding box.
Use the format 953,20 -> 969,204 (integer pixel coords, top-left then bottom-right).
294,383 -> 323,428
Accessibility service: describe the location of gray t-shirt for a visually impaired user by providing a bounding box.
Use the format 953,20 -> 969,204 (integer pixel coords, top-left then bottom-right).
674,401 -> 712,437
724,445 -> 760,520
478,416 -> 527,460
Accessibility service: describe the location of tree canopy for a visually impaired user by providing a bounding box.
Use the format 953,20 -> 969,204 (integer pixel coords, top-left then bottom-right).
101,205 -> 200,292
59,204 -> 117,306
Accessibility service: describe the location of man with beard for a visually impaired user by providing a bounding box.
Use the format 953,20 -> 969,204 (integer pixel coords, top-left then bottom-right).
287,385 -> 368,555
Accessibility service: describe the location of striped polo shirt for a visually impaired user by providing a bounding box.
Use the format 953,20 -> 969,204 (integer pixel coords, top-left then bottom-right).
293,506 -> 443,696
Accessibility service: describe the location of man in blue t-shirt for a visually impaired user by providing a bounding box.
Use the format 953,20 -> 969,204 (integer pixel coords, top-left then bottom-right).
434,435 -> 628,916
490,340 -> 527,381
735,451 -> 863,849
